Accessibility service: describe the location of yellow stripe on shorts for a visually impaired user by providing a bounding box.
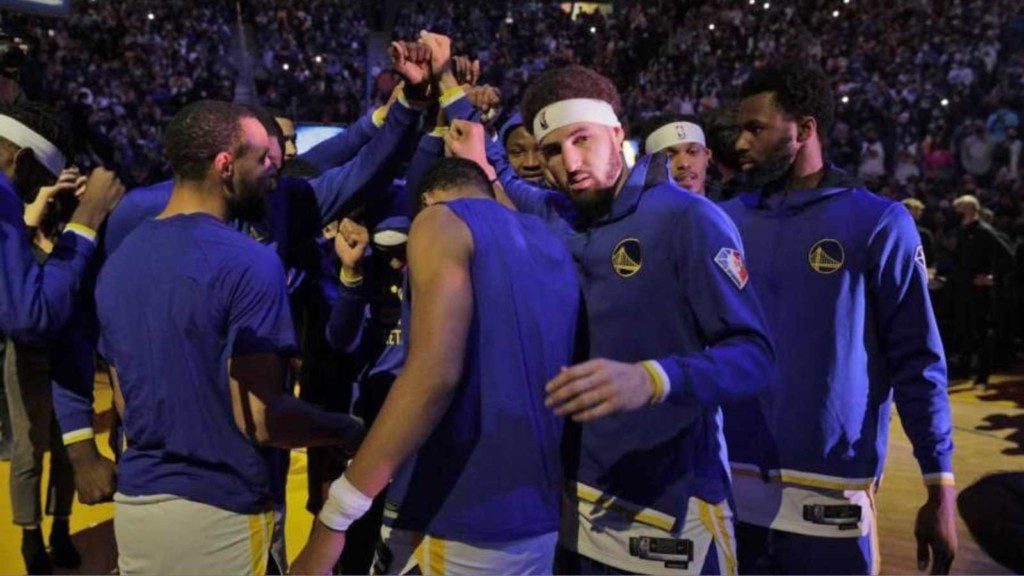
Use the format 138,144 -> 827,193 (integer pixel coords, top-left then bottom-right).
712,503 -> 738,576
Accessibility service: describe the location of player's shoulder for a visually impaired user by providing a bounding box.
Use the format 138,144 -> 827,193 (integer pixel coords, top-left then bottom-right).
114,179 -> 173,217
642,182 -> 736,228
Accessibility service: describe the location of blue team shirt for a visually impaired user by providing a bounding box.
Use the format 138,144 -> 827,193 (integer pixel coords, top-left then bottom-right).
720,166 -> 954,485
0,171 -> 95,343
96,213 -> 297,514
384,198 -> 580,542
489,150 -> 775,526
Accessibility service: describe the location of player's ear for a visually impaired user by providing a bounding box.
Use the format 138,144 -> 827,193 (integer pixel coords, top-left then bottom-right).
796,116 -> 817,144
214,151 -> 234,179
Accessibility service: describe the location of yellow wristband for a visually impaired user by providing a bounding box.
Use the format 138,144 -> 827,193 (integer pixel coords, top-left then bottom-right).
371,106 -> 388,128
62,428 -> 95,446
639,361 -> 666,404
440,86 -> 467,107
339,267 -> 364,287
65,223 -> 98,243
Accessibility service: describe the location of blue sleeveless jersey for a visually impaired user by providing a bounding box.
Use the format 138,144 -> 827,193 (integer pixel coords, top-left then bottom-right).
384,198 -> 580,543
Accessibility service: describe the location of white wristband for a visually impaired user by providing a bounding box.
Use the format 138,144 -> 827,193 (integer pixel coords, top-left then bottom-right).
318,475 -> 373,532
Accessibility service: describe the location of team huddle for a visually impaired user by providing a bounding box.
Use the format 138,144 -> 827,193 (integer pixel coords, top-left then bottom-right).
0,29 -> 956,576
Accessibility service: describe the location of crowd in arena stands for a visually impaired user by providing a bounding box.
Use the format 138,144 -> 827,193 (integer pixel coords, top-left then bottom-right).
250,0 -> 368,125
1,0 -> 238,187
390,1 -> 677,119
4,0 -> 1024,218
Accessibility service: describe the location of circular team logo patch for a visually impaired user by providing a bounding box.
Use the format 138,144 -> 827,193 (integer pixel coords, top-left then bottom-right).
612,238 -> 643,278
808,239 -> 845,274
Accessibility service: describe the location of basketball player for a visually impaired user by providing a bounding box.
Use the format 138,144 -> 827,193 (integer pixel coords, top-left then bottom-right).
446,63 -> 775,575
719,59 -> 956,575
95,100 -> 363,575
641,115 -> 713,195
55,70 -> 429,510
0,102 -> 123,342
290,158 -> 580,575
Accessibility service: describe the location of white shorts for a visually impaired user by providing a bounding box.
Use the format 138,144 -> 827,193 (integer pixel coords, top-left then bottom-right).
730,470 -> 878,538
114,493 -> 275,575
371,525 -> 558,576
561,483 -> 738,576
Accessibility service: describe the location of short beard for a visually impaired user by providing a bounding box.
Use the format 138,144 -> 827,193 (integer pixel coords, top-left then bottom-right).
570,148 -> 623,224
745,134 -> 797,187
227,191 -> 267,223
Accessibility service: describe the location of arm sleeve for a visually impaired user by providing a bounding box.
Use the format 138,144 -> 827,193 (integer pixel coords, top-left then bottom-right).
51,304 -> 99,444
654,201 -> 776,407
442,90 -> 559,217
298,110 -> 382,174
0,188 -> 95,343
404,130 -> 446,197
228,255 -> 300,357
870,204 -> 954,483
306,101 -> 423,226
325,279 -> 370,353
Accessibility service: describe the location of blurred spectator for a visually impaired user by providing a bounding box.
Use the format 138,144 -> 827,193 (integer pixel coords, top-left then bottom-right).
961,123 -> 996,183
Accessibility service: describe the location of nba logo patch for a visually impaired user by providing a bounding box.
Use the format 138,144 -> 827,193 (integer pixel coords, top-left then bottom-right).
915,245 -> 927,270
714,248 -> 748,290
539,110 -> 549,131
675,123 -> 688,141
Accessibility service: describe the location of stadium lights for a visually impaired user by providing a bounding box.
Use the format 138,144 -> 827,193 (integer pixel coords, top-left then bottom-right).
832,10 -> 840,17
315,55 -> 323,64
147,12 -> 155,20
844,0 -> 851,3
505,15 -> 514,24
282,63 -> 290,71
941,98 -> 950,107
708,23 -> 716,30
47,29 -> 55,37
763,2 -> 770,10
749,0 -> 755,5
590,26 -> 596,34
841,95 -> 849,104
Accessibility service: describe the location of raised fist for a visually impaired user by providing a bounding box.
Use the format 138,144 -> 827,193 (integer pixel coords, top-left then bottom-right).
445,119 -> 489,169
388,41 -> 431,86
418,30 -> 452,77
334,218 -> 370,273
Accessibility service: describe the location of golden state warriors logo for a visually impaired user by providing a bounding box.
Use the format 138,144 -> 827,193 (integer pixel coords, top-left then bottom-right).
612,238 -> 642,278
808,239 -> 845,274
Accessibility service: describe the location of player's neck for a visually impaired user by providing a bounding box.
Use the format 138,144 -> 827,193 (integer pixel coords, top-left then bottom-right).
161,178 -> 230,222
783,142 -> 826,191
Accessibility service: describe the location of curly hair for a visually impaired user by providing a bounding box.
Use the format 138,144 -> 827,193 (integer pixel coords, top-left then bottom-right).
703,103 -> 742,171
520,65 -> 622,136
0,101 -> 74,159
741,59 -> 835,135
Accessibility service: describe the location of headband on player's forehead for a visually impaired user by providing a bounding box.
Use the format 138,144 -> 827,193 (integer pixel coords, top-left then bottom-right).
533,99 -> 621,143
0,115 -> 65,177
645,121 -> 706,154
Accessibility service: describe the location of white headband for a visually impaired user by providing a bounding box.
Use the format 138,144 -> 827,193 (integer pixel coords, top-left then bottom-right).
533,99 -> 621,143
644,121 -> 706,154
0,115 -> 65,177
